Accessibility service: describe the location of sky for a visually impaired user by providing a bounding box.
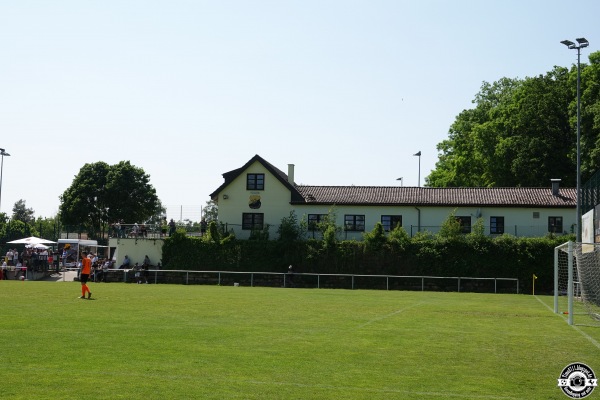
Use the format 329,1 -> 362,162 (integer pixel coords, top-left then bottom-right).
0,0 -> 599,222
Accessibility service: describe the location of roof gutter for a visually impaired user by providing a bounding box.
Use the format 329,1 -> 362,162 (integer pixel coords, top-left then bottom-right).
415,207 -> 421,237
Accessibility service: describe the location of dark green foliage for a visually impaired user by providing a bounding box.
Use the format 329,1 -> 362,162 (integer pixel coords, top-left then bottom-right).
438,209 -> 463,239
249,224 -> 270,241
427,53 -> 600,187
362,222 -> 387,252
59,161 -> 160,240
161,230 -> 571,294
12,199 -> 35,224
277,211 -> 306,243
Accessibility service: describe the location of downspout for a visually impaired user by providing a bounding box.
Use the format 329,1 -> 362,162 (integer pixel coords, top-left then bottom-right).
415,207 -> 421,236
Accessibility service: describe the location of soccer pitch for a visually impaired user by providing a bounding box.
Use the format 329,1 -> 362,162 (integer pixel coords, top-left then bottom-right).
1,281 -> 599,399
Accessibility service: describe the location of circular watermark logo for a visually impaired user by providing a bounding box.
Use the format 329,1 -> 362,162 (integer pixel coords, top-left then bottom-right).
558,362 -> 597,398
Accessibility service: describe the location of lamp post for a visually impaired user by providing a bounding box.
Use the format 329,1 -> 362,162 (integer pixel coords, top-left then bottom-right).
413,151 -> 421,187
561,38 -> 589,242
396,177 -> 403,187
0,148 -> 10,214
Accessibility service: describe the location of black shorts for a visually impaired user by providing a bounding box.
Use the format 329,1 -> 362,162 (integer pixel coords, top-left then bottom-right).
80,274 -> 90,284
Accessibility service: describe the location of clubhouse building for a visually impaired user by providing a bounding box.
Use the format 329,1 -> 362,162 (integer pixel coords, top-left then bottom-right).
210,155 -> 577,240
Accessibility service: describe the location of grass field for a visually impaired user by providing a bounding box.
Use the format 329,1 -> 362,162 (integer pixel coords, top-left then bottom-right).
1,280 -> 599,399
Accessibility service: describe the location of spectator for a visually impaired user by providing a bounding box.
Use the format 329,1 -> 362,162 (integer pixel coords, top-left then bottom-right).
168,219 -> 176,236
12,249 -> 19,267
102,259 -> 111,282
15,260 -> 24,280
6,249 -> 13,267
132,223 -> 139,238
141,255 -> 151,283
119,255 -> 131,269
133,263 -> 142,284
161,218 -> 168,237
47,251 -> 53,267
287,265 -> 295,288
200,218 -> 207,236
140,224 -> 147,238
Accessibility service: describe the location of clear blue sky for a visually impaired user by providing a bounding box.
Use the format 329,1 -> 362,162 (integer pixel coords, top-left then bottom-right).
0,0 -> 598,221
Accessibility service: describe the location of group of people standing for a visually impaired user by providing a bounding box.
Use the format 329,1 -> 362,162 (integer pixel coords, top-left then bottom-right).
2,248 -> 23,280
109,219 -> 179,238
2,247 -> 53,280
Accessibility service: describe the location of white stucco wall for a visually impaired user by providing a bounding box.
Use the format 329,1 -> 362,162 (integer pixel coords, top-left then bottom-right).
216,161 -> 294,238
215,161 -> 576,240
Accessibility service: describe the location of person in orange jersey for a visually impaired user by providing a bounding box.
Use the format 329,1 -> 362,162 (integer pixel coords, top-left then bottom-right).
79,252 -> 92,299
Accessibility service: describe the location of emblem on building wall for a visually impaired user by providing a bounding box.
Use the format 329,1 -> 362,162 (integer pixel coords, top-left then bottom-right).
249,195 -> 261,209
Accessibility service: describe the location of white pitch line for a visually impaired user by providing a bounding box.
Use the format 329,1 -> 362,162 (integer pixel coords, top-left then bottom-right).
357,301 -> 426,329
534,295 -> 600,350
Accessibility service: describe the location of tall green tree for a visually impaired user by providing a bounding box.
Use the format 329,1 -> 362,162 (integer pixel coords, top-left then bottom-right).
203,199 -> 218,223
59,161 -> 160,239
427,52 -> 600,188
12,199 -> 35,225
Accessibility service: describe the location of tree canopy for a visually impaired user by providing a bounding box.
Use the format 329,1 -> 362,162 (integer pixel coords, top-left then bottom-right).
12,199 -> 35,225
427,51 -> 600,188
59,161 -> 160,238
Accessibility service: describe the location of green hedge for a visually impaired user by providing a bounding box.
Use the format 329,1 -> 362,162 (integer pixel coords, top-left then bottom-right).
161,232 -> 571,294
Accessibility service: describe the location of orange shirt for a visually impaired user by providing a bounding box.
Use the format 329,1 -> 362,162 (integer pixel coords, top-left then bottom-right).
81,257 -> 92,275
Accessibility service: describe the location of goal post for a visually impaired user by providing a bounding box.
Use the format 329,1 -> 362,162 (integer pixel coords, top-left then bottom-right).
554,241 -> 600,326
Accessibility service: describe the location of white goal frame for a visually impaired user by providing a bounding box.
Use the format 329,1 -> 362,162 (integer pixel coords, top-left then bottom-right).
554,241 -> 600,326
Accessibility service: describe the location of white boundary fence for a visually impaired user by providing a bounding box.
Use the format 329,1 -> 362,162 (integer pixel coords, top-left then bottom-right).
90,269 -> 519,293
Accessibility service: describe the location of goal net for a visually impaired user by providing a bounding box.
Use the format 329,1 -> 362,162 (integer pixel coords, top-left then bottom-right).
555,241 -> 600,326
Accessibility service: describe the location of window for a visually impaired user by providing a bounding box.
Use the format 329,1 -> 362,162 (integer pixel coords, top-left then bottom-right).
242,213 -> 264,230
548,216 -> 563,233
308,214 -> 327,231
490,216 -> 504,234
344,215 -> 365,232
456,216 -> 471,234
246,173 -> 265,190
533,212 -> 540,219
381,215 -> 402,231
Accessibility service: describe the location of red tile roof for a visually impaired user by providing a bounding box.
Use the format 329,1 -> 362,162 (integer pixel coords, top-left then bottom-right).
210,155 -> 576,208
293,186 -> 576,208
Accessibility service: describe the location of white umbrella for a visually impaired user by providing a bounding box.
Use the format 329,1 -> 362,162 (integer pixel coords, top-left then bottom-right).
25,243 -> 50,249
7,236 -> 56,245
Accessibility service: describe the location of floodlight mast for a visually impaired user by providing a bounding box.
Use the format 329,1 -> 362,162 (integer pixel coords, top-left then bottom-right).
561,37 -> 589,242
413,151 -> 421,187
0,148 -> 10,213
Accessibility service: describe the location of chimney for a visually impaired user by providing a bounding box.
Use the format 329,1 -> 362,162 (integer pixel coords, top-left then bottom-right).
287,164 -> 295,185
551,179 -> 561,196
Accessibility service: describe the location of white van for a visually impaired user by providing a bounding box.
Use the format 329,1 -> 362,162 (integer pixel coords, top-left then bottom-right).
57,239 -> 99,268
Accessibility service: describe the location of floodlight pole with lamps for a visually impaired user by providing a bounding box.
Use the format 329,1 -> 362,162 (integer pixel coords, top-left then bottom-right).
396,177 -> 403,187
0,148 -> 10,214
413,151 -> 421,187
561,37 -> 589,242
